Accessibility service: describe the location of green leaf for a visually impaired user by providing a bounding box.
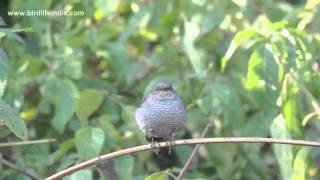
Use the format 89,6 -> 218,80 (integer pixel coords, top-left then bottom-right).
106,42 -> 130,83
270,114 -> 292,180
145,171 -> 167,180
98,114 -> 118,151
221,29 -> 257,71
183,20 -> 206,78
76,89 -> 103,120
0,99 -> 28,140
67,169 -> 93,180
115,156 -> 134,180
44,79 -> 79,133
292,147 -> 309,180
63,60 -> 82,80
75,127 -> 105,160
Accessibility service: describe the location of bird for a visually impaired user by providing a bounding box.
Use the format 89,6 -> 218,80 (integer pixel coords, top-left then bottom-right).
135,81 -> 187,154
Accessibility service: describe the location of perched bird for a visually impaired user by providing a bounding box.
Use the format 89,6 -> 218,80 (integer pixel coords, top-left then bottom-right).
135,81 -> 187,153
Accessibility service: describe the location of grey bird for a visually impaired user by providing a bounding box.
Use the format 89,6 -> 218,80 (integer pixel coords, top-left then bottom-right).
135,81 -> 187,153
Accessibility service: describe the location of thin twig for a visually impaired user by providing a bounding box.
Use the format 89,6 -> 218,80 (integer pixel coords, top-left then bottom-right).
176,123 -> 212,180
0,155 -> 40,180
0,139 -> 56,148
45,137 -> 320,180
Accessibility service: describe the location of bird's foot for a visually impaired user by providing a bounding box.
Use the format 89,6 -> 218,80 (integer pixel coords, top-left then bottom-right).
151,137 -> 159,155
168,133 -> 176,154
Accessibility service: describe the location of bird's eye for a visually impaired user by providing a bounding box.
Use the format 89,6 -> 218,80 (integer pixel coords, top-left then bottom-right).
156,88 -> 160,91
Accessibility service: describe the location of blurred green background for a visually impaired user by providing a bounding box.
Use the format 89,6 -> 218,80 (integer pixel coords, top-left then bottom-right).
0,0 -> 320,179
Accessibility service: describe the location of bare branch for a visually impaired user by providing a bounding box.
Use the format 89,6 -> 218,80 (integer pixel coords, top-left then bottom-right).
0,139 -> 56,148
45,137 -> 320,180
176,123 -> 212,179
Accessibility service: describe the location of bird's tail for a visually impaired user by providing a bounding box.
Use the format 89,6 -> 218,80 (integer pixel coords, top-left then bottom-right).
145,136 -> 180,170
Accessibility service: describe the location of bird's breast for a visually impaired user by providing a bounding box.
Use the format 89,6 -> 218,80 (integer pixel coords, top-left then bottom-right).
147,98 -> 186,123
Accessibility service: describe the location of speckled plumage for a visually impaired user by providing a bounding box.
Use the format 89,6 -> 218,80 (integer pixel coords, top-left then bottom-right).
135,82 -> 187,140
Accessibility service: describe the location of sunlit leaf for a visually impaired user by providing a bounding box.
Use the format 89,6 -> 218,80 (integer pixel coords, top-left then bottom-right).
221,29 -> 257,71
75,127 -> 105,160
283,84 -> 303,137
183,20 -> 206,78
0,99 -> 28,140
302,112 -> 319,126
270,114 -> 292,180
292,147 -> 310,180
94,0 -> 119,18
245,47 -> 264,90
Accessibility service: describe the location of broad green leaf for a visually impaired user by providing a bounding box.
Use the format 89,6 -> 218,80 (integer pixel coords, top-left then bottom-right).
44,79 -> 79,133
115,156 -> 134,180
292,147 -> 310,180
183,20 -> 206,78
76,89 -> 103,120
270,114 -> 292,180
66,169 -> 92,180
221,29 -> 257,71
63,60 -> 82,80
0,99 -> 28,140
75,127 -> 105,160
145,171 -> 167,180
106,42 -> 130,83
98,114 -> 119,151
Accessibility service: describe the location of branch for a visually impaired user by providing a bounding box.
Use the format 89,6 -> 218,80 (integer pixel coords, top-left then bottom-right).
176,123 -> 212,179
45,137 -> 320,180
0,139 -> 56,148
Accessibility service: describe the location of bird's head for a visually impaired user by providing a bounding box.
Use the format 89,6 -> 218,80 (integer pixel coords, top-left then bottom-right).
152,81 -> 176,99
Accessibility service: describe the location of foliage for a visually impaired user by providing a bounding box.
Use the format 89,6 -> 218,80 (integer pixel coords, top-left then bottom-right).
0,0 -> 320,179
